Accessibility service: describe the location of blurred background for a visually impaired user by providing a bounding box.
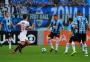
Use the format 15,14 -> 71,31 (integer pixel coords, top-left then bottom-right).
0,0 -> 90,45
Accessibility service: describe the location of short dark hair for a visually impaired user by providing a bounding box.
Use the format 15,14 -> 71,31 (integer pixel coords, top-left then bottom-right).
4,11 -> 8,15
54,14 -> 58,16
69,18 -> 73,22
77,10 -> 82,14
77,10 -> 82,16
23,14 -> 28,19
77,10 -> 81,13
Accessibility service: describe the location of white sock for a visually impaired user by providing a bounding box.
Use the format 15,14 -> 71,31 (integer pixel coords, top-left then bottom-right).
49,39 -> 54,49
71,41 -> 76,52
55,40 -> 59,51
83,43 -> 88,55
80,42 -> 85,52
65,43 -> 70,53
8,41 -> 11,49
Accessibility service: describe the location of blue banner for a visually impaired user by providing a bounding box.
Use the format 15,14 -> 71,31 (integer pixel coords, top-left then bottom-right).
32,6 -> 90,27
1,6 -> 90,30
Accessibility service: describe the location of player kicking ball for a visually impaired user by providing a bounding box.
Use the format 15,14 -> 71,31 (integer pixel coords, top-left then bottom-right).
12,14 -> 34,54
47,15 -> 63,53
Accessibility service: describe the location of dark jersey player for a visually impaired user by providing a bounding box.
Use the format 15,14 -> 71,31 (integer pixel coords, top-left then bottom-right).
0,11 -> 15,49
71,11 -> 89,56
48,15 -> 63,53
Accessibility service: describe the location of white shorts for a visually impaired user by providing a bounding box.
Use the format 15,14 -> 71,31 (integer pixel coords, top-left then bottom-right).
18,31 -> 28,41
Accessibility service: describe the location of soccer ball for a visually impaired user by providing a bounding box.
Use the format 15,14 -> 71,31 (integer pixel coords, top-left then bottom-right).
41,48 -> 47,53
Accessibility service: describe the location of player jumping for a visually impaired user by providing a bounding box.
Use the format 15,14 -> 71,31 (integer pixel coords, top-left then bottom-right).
12,14 -> 34,53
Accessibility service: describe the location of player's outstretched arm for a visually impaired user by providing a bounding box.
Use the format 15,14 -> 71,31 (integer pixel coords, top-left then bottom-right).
28,24 -> 35,30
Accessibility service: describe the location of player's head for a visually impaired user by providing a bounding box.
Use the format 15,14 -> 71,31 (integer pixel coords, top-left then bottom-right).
54,15 -> 58,20
4,11 -> 9,17
23,14 -> 28,21
69,18 -> 73,24
77,11 -> 82,16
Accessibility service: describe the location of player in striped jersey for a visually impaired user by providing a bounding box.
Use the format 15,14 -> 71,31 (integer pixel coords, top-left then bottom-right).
48,15 -> 63,52
0,11 -> 14,49
72,11 -> 90,56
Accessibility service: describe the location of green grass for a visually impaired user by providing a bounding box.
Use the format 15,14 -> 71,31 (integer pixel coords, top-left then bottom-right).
0,45 -> 90,62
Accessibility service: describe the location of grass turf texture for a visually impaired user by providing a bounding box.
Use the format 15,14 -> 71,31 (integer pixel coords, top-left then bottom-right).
0,45 -> 90,62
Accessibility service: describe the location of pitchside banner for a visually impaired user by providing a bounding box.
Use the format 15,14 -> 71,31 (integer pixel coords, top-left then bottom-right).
0,31 -> 37,45
30,6 -> 90,27
43,30 -> 90,46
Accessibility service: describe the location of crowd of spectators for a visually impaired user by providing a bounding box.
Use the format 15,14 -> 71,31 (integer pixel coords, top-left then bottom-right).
9,0 -> 88,6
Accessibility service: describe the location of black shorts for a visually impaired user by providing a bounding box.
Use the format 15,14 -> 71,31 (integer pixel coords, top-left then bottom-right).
69,33 -> 86,43
79,33 -> 86,43
48,32 -> 60,39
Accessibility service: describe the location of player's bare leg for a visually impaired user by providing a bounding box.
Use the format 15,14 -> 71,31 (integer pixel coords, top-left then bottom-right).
13,41 -> 25,54
19,40 -> 31,53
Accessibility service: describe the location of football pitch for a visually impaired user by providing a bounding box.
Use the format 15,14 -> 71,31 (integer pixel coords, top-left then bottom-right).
0,45 -> 90,62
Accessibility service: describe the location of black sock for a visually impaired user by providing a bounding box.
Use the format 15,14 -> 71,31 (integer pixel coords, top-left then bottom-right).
18,44 -> 23,53
19,44 -> 26,53
14,46 -> 19,52
14,44 -> 21,52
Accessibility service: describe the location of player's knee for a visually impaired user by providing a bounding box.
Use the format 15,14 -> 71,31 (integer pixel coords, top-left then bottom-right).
56,37 -> 59,41
47,37 -> 51,40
